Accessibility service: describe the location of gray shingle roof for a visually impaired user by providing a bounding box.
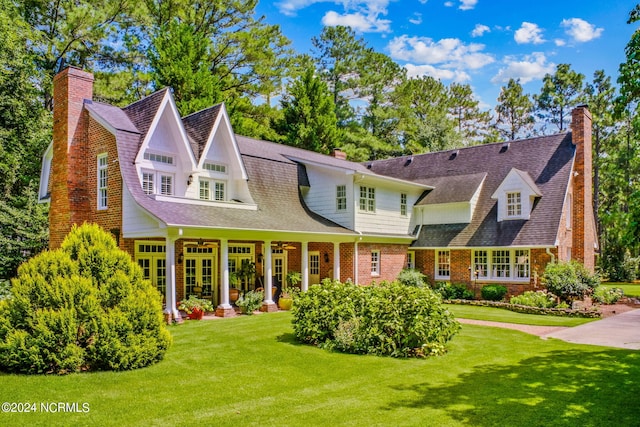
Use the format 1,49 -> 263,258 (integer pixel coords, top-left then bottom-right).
417,172 -> 487,205
369,134 -> 574,247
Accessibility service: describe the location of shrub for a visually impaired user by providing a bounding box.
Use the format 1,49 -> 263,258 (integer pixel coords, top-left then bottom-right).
292,279 -> 460,357
510,290 -> 557,308
543,261 -> 600,303
397,268 -> 427,287
236,290 -> 264,314
593,286 -> 624,304
433,282 -> 474,300
481,284 -> 508,301
0,224 -> 171,374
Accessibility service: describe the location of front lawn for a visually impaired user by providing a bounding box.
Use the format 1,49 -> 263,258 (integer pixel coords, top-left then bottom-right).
1,312 -> 638,426
607,282 -> 640,298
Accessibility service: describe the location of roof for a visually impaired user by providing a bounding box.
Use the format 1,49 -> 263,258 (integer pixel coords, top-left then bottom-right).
417,172 -> 487,205
369,134 -> 575,247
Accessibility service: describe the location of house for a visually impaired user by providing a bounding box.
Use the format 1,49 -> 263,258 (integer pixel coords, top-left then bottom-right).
40,67 -> 597,320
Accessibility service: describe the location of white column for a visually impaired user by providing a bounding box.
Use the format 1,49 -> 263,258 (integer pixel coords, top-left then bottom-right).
165,237 -> 180,321
219,238 -> 231,309
301,241 -> 309,291
264,240 -> 274,303
333,242 -> 340,281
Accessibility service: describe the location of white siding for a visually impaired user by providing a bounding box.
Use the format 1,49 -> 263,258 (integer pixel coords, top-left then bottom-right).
353,183 -> 421,235
303,165 -> 354,229
422,202 -> 472,224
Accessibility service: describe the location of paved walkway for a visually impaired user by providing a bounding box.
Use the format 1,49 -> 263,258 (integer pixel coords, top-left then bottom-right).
460,309 -> 640,350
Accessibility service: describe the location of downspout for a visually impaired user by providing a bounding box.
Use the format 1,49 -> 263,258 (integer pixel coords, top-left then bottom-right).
546,247 -> 556,264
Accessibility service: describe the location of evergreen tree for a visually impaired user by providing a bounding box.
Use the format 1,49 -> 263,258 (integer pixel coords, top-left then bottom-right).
448,83 -> 492,145
494,78 -> 535,140
535,63 -> 585,132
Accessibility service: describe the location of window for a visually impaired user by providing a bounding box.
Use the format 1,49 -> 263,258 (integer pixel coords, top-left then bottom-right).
436,250 -> 450,278
400,193 -> 407,216
160,174 -> 173,195
492,250 -> 511,278
473,250 -> 488,279
515,249 -> 530,278
199,179 -> 226,201
407,251 -> 415,269
506,192 -> 522,217
336,185 -> 347,211
144,152 -> 174,165
142,172 -> 154,195
97,154 -> 108,209
359,186 -> 375,212
371,250 -> 380,275
203,162 -> 227,173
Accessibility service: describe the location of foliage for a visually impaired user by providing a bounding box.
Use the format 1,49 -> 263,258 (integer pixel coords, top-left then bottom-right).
510,290 -> 557,308
481,285 -> 508,301
286,271 -> 302,287
495,78 -> 535,140
592,286 -> 624,304
396,268 -> 427,287
0,223 -> 171,374
534,63 -> 585,132
448,82 -> 492,144
279,286 -> 299,300
433,282 -> 475,300
178,295 -> 214,314
0,280 -> 10,300
292,279 -> 460,357
542,261 -> 600,303
235,290 -> 263,314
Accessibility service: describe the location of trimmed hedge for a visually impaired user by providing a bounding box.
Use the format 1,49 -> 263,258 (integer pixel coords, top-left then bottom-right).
481,285 -> 508,301
0,224 -> 171,374
292,280 -> 460,357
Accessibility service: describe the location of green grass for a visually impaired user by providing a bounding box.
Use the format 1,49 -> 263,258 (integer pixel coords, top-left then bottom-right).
444,304 -> 596,327
606,282 -> 640,298
2,312 -> 639,426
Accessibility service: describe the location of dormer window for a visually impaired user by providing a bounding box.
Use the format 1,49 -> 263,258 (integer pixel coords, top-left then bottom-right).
506,192 -> 522,217
142,170 -> 174,195
199,178 -> 226,201
144,152 -> 174,165
203,162 -> 227,173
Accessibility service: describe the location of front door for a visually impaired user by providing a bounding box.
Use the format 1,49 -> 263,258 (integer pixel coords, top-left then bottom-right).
308,251 -> 320,286
271,251 -> 287,291
184,246 -> 218,303
136,241 -> 167,299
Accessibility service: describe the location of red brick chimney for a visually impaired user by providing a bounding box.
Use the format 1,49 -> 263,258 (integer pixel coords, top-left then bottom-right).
50,67 -> 94,248
571,105 -> 597,271
332,148 -> 347,160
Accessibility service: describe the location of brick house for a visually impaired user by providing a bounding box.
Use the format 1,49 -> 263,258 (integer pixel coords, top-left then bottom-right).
40,67 -> 597,319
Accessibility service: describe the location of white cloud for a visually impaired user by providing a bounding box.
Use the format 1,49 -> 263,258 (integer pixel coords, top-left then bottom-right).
514,22 -> 545,44
322,10 -> 392,33
471,24 -> 490,37
561,18 -> 603,42
459,0 -> 478,10
409,12 -> 423,25
388,35 -> 494,70
404,63 -> 471,82
554,39 -> 566,47
276,0 -> 322,16
491,52 -> 555,84
444,1 -> 454,7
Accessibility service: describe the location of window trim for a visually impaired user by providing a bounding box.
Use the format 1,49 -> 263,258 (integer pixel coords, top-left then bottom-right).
142,169 -> 174,196
359,186 -> 376,213
407,251 -> 415,269
506,191 -> 522,217
472,248 -> 530,281
371,250 -> 380,276
97,153 -> 108,210
400,193 -> 407,216
336,185 -> 347,211
199,178 -> 226,201
436,250 -> 450,279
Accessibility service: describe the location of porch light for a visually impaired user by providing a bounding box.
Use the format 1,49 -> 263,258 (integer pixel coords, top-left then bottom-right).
324,252 -> 329,263
187,174 -> 193,185
178,252 -> 184,264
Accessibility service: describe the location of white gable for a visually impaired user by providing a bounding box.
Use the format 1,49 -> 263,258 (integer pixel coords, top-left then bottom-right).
491,168 -> 542,221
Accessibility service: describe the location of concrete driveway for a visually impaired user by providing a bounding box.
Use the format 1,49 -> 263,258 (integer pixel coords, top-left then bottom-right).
544,309 -> 640,350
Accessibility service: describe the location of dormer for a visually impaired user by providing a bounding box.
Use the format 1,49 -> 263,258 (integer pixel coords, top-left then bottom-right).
417,173 -> 486,225
491,168 -> 542,221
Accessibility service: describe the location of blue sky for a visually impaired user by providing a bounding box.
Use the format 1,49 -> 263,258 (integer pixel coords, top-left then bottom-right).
256,0 -> 638,109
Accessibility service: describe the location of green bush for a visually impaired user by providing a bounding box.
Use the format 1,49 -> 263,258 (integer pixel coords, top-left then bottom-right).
433,282 -> 474,300
236,290 -> 264,314
292,279 -> 460,357
396,269 -> 427,287
593,286 -> 624,304
543,261 -> 600,303
510,290 -> 557,308
0,224 -> 171,374
481,285 -> 508,301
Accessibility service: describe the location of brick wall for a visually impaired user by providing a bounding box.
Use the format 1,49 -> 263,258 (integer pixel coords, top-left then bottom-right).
50,67 -> 94,248
355,243 -> 409,285
339,242 -> 355,283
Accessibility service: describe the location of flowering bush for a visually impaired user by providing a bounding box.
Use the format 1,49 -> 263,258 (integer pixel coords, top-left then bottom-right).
178,295 -> 214,314
510,290 -> 557,308
593,286 -> 624,304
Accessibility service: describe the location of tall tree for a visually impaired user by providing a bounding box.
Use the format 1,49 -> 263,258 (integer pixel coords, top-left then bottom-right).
494,78 -> 535,140
535,63 -> 584,132
149,19 -> 222,116
393,76 -> 460,153
448,83 -> 492,145
276,67 -> 339,154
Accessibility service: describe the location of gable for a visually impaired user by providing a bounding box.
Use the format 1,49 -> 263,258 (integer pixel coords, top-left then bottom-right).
491,168 -> 542,222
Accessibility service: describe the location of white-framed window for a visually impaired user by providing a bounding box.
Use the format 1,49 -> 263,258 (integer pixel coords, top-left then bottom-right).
371,250 -> 380,275
400,193 -> 407,216
160,174 -> 173,195
359,186 -> 375,212
436,250 -> 450,279
144,151 -> 174,165
142,172 -> 154,195
407,251 -> 415,269
473,250 -> 488,279
199,179 -> 226,201
492,250 -> 511,278
97,153 -> 108,210
515,249 -> 530,278
203,162 -> 227,173
506,192 -> 522,217
336,185 -> 347,211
